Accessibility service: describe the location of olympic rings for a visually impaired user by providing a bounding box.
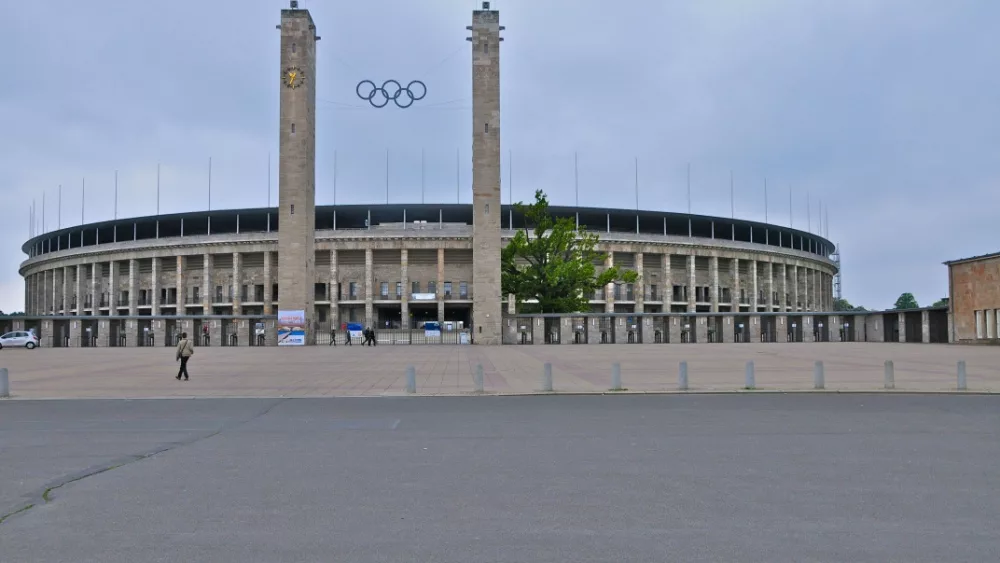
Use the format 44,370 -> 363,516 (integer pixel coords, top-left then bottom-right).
356,79 -> 427,109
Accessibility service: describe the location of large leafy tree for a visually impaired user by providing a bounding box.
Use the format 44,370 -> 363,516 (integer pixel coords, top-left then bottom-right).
833,298 -> 868,312
502,190 -> 638,313
893,292 -> 919,310
931,297 -> 949,308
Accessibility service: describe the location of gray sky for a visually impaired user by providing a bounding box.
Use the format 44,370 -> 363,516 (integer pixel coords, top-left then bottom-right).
2,0 -> 997,313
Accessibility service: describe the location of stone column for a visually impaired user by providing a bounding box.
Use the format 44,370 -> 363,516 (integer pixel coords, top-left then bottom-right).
605,252 -> 615,313
42,270 -> 50,314
732,258 -> 741,310
687,254 -> 696,312
792,265 -> 800,311
635,252 -> 644,313
176,256 -> 184,312
662,252 -> 671,307
128,259 -> 138,316
722,316 -> 735,343
232,252 -> 242,315
263,251 -> 273,315
152,318 -> 166,347
781,263 -> 789,312
202,253 -> 212,313
921,310 -> 930,343
365,248 -> 374,326
109,261 -> 119,312
125,318 -> 139,347
97,318 -> 110,347
897,311 -> 906,343
90,263 -> 99,313
69,318 -> 81,347
668,316 -> 681,343
829,315 -> 842,342
775,315 -> 788,342
151,257 -> 160,315
209,318 -> 222,346
710,255 -> 719,312
328,249 -> 338,326
437,248 -> 445,322
400,249 -> 409,328
749,260 -> 758,312
62,267 -> 70,315
75,264 -> 84,315
766,261 -> 774,312
695,316 -> 708,343
749,315 -> 762,343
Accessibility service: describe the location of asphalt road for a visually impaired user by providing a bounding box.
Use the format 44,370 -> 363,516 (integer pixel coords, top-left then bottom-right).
1,395 -> 998,562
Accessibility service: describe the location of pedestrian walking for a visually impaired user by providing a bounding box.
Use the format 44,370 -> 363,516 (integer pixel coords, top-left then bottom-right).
329,327 -> 336,346
175,331 -> 194,381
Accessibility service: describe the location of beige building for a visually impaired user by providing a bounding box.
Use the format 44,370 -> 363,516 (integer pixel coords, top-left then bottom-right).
13,2 -> 841,346
945,251 -> 1000,343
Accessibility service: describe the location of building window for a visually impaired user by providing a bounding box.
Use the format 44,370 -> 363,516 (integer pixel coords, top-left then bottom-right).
428,281 -> 436,295
975,310 -> 984,339
411,281 -> 420,294
380,282 -> 389,298
291,123 -> 296,134
318,307 -> 326,323
459,281 -> 468,299
349,282 -> 358,300
485,122 -> 489,133
396,282 -> 402,298
444,281 -> 453,297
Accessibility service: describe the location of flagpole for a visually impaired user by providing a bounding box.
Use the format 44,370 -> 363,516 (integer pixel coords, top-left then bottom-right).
114,170 -> 118,220
730,171 -> 734,218
81,178 -> 85,225
207,157 -> 212,211
764,178 -> 768,224
686,162 -> 691,214
43,191 -> 46,233
788,185 -> 793,228
574,151 -> 579,207
807,192 -> 811,232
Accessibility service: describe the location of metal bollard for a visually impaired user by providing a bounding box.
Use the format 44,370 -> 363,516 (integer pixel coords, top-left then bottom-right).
0,368 -> 8,398
957,361 -> 967,391
884,360 -> 895,390
678,361 -> 688,391
744,361 -> 755,390
474,364 -> 484,393
814,361 -> 825,390
542,362 -> 553,392
611,362 -> 622,391
406,366 -> 416,394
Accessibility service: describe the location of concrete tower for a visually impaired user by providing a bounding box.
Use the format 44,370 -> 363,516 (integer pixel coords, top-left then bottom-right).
467,2 -> 504,345
277,1 -> 319,344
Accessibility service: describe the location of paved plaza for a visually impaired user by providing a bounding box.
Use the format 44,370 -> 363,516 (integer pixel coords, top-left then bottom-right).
1,395 -> 998,562
0,342 -> 998,398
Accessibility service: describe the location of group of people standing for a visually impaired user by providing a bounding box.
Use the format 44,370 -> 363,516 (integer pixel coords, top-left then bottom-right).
328,326 -> 378,346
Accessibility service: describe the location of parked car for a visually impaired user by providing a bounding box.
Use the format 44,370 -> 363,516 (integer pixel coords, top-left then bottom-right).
0,331 -> 40,349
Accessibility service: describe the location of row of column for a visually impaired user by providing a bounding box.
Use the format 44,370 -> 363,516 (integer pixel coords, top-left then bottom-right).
603,252 -> 832,313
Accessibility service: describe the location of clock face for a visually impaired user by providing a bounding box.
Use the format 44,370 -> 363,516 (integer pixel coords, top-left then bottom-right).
282,66 -> 304,89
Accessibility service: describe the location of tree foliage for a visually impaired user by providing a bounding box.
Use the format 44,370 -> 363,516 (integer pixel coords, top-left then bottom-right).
931,297 -> 949,308
833,298 -> 867,312
501,190 -> 638,313
893,292 -> 919,310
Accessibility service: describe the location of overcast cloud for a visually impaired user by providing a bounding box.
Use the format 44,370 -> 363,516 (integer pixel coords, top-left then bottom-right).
1,0 -> 997,313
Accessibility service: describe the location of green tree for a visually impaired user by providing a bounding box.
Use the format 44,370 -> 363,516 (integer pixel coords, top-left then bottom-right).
931,297 -> 949,308
893,292 -> 919,310
833,298 -> 867,312
502,190 -> 638,313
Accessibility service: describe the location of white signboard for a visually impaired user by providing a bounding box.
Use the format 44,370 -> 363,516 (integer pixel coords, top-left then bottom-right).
411,293 -> 436,301
277,310 -> 306,346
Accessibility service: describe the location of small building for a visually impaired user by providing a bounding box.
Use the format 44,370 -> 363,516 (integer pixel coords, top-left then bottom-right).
944,251 -> 1000,343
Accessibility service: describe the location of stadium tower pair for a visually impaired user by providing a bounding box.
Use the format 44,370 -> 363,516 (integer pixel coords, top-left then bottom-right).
276,1 -> 503,345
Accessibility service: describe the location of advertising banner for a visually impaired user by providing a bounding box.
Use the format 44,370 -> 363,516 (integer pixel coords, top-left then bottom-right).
346,322 -> 364,340
277,310 -> 306,346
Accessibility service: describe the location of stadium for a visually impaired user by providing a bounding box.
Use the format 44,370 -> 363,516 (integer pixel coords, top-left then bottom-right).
5,1 -> 866,348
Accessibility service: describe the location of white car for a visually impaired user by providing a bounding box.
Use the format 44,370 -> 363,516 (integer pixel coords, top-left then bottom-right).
0,331 -> 40,350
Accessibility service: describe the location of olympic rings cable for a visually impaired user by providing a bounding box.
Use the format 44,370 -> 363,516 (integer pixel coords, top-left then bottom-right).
356,80 -> 427,108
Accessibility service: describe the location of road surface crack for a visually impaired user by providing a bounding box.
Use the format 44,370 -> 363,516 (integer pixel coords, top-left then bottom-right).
0,398 -> 287,526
